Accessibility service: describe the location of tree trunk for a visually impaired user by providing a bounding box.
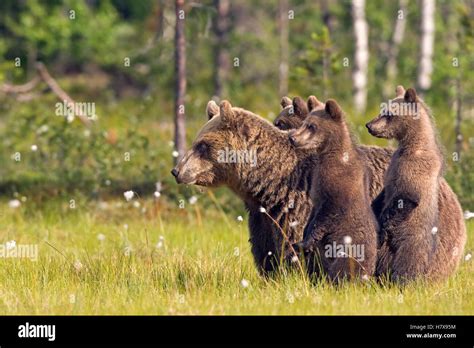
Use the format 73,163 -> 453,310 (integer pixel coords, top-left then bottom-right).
417,0 -> 436,93
213,0 -> 231,98
174,0 -> 187,163
351,0 -> 369,114
454,78 -> 463,158
383,0 -> 408,98
278,0 -> 289,97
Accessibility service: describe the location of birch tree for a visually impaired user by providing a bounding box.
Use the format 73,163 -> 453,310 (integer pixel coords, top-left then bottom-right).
278,0 -> 289,97
417,0 -> 436,93
351,0 -> 369,114
383,0 -> 408,98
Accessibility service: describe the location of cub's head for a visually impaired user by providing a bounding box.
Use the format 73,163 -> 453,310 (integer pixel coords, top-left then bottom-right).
366,86 -> 420,140
288,99 -> 345,152
171,100 -> 245,187
274,96 -> 324,130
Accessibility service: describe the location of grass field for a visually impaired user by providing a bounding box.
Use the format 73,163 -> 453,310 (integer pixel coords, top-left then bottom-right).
0,197 -> 472,315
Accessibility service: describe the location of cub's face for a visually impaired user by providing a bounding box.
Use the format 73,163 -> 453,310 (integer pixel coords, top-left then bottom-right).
171,101 -> 234,187
366,86 -> 419,140
288,99 -> 343,153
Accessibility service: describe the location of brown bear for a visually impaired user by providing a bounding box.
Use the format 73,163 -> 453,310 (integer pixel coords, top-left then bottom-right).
275,96 -> 393,202
288,100 -> 378,282
366,86 -> 466,283
274,96 -> 323,130
172,100 -> 314,275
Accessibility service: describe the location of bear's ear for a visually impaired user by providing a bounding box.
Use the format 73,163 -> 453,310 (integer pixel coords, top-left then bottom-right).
206,100 -> 219,120
395,85 -> 405,98
404,88 -> 417,103
307,95 -> 324,112
325,99 -> 343,122
219,100 -> 234,123
293,96 -> 309,117
280,96 -> 292,109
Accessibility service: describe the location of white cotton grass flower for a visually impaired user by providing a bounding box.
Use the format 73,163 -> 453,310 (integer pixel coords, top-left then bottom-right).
237,215 -> 243,222
154,191 -> 161,198
465,253 -> 472,262
189,196 -> 198,205
21,196 -> 27,202
259,207 -> 266,213
289,221 -> 299,228
362,274 -> 370,281
172,150 -> 179,158
123,224 -> 129,230
240,279 -> 250,288
31,144 -> 38,152
431,226 -> 438,235
6,240 -> 16,250
8,199 -> 21,208
133,201 -> 140,208
123,190 -> 135,201
155,235 -> 165,249
464,211 -> 474,220
73,260 -> 83,272
67,114 -> 75,123
291,255 -> 299,263
267,251 -> 272,256
97,234 -> 106,241
105,179 -> 111,186
343,235 -> 352,244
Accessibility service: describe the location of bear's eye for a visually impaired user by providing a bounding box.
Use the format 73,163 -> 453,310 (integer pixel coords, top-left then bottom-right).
194,141 -> 210,156
382,110 -> 394,117
307,124 -> 317,132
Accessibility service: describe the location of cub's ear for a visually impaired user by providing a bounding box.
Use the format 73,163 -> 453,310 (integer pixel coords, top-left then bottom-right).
307,95 -> 324,112
325,99 -> 343,122
404,88 -> 417,103
280,96 -> 292,109
293,96 -> 309,117
395,85 -> 405,98
206,100 -> 219,120
219,100 -> 234,123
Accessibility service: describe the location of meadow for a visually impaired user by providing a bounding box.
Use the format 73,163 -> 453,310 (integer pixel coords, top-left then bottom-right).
0,196 -> 472,315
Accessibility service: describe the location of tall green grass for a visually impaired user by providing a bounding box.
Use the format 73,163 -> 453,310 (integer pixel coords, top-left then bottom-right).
0,198 -> 472,315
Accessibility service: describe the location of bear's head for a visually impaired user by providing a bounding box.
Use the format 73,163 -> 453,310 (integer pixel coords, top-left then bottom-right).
274,96 -> 324,130
288,99 -> 345,152
171,100 -> 252,187
366,86 -> 420,140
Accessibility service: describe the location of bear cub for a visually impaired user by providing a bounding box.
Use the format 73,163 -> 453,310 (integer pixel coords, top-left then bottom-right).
288,99 -> 378,282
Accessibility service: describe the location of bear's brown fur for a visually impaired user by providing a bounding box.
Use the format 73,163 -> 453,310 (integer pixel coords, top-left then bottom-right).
172,100 -> 314,274
367,86 -> 466,283
288,100 -> 378,281
275,96 -> 393,201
